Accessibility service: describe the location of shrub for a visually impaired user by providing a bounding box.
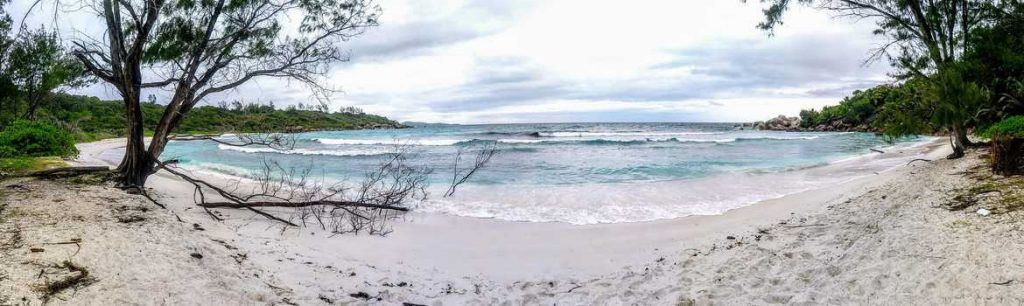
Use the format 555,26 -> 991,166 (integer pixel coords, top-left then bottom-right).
981,116 -> 1024,138
0,120 -> 78,158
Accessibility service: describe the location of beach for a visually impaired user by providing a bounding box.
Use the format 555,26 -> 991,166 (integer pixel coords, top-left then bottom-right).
3,137 -> 1024,304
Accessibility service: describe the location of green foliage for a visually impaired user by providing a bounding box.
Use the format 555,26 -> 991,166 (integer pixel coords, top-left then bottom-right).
0,120 -> 77,158
6,28 -> 89,118
799,85 -> 898,130
873,78 -> 937,139
0,3 -> 88,123
929,64 -> 988,130
964,3 -> 1024,125
981,116 -> 1024,138
871,65 -> 988,140
32,94 -> 401,138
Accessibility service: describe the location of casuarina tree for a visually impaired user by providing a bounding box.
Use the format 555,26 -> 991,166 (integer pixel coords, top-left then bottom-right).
62,0 -> 379,187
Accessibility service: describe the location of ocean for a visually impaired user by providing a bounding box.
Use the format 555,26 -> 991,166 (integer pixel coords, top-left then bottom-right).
161,122 -> 933,224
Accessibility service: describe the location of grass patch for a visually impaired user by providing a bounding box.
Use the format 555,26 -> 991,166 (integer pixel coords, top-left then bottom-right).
949,168 -> 1024,214
0,157 -> 67,175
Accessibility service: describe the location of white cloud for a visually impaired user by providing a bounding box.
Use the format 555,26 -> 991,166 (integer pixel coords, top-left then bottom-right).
14,0 -> 893,124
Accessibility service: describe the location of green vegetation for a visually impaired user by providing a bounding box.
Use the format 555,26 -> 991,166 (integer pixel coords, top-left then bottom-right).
949,164 -> 1024,213
759,0 -> 1023,159
36,94 -> 401,138
0,156 -> 66,174
980,116 -> 1024,138
799,85 -> 899,130
0,120 -> 77,158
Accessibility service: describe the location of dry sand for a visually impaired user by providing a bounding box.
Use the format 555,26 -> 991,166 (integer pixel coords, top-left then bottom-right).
1,138 -> 1022,304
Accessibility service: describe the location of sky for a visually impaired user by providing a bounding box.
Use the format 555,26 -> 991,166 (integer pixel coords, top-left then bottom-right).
12,0 -> 893,124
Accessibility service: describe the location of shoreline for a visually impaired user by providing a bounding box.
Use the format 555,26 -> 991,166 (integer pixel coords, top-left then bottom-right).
84,133 -> 943,225
66,137 -> 941,283
74,136 -> 943,227
6,135 -> 1022,303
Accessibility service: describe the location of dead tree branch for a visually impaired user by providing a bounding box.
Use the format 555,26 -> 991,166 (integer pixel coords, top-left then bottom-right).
444,142 -> 498,198
169,133 -> 296,150
154,144 -> 431,235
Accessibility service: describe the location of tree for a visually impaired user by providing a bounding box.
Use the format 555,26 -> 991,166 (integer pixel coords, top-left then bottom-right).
752,0 -> 1002,158
0,0 -> 16,123
963,2 -> 1024,125
7,29 -> 88,119
67,0 -> 380,187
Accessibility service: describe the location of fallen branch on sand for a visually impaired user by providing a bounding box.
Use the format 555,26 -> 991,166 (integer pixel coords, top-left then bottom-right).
34,261 -> 96,302
870,148 -> 885,154
196,201 -> 409,211
907,158 -> 932,166
24,166 -> 110,178
152,145 -> 435,234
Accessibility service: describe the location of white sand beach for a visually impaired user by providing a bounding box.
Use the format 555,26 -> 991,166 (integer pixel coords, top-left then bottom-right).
3,138 -> 1024,304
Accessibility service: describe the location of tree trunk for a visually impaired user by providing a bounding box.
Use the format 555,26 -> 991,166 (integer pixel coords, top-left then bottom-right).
947,124 -> 971,159
116,94 -> 153,187
23,84 -> 39,119
147,87 -> 195,162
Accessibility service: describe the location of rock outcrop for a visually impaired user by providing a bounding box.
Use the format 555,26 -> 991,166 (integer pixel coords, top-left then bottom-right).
742,115 -> 877,132
751,115 -> 801,131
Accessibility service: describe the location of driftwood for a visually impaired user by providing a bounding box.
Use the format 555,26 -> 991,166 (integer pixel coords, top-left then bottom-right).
25,166 -> 110,178
147,133 -> 494,235
152,146 -> 437,233
907,158 -> 932,166
870,148 -> 885,154
197,201 -> 409,211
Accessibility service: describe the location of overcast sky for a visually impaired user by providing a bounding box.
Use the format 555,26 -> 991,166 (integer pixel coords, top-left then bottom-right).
13,0 -> 892,124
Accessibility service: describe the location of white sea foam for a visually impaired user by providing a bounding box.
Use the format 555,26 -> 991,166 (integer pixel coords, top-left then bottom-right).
217,144 -> 391,156
314,138 -> 463,146
312,133 -> 828,147
538,131 -> 720,137
414,138 -> 937,225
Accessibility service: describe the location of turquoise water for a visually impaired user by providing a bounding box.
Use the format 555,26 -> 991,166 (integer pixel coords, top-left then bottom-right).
162,122 -> 932,224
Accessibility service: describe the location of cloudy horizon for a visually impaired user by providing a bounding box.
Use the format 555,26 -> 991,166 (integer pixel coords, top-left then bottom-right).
12,0 -> 893,124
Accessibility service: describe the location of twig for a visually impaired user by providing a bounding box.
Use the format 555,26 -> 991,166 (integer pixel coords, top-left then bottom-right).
990,280 -> 1014,286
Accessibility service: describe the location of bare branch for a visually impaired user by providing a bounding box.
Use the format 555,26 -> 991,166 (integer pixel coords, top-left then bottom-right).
444,142 -> 498,198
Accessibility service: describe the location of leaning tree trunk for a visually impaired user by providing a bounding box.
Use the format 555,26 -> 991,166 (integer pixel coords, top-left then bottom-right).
947,124 -> 971,159
146,87 -> 196,163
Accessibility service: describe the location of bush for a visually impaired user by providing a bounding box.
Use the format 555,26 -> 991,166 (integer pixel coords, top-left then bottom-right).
981,116 -> 1024,138
0,120 -> 78,158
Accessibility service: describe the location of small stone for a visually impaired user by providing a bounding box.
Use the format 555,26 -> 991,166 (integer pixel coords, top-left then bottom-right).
30,248 -> 44,253
190,252 -> 204,259
977,208 -> 992,216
